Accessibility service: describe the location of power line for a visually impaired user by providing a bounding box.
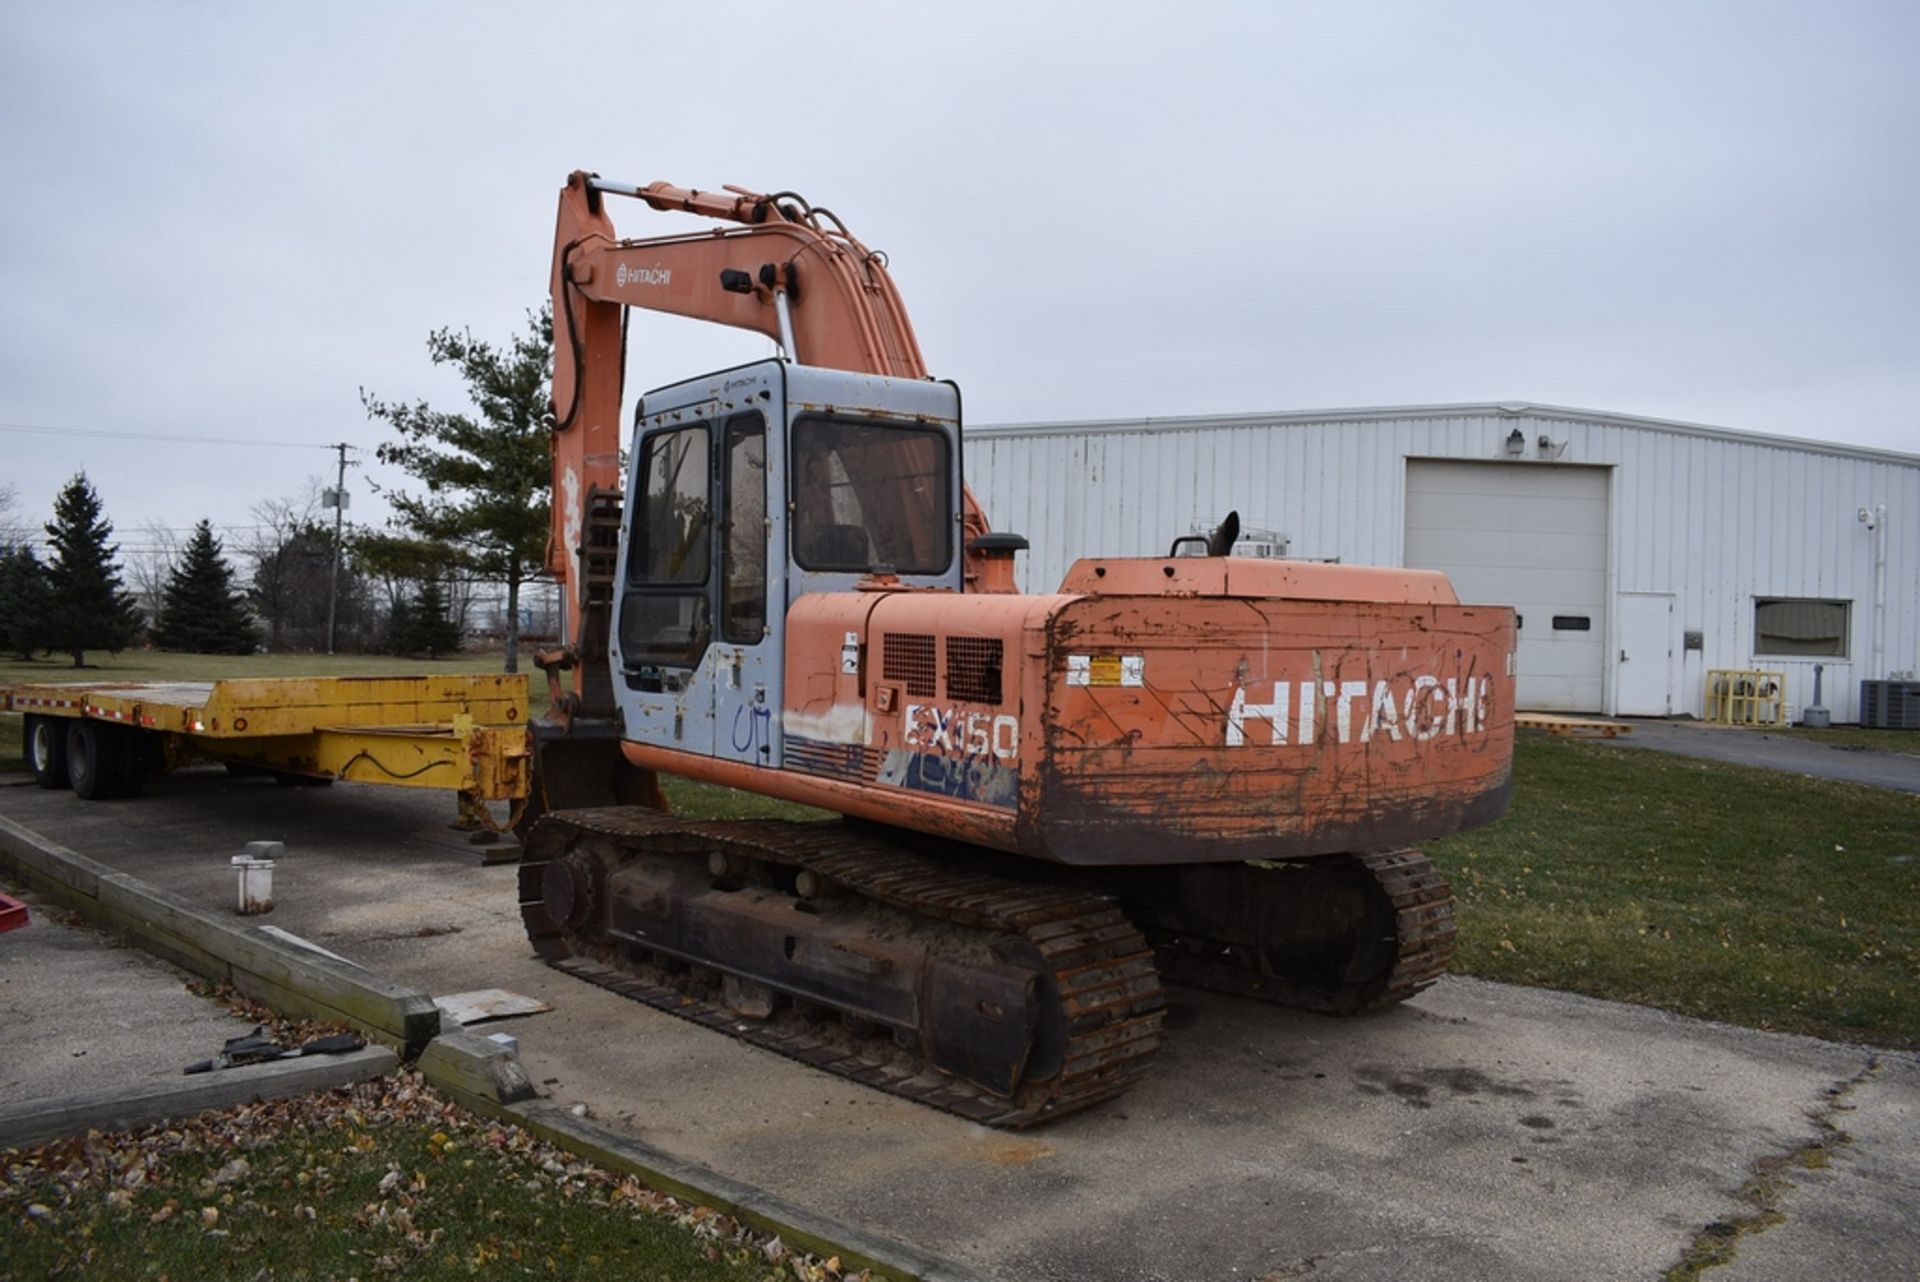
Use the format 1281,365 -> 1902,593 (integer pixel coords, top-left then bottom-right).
0,420 -> 349,451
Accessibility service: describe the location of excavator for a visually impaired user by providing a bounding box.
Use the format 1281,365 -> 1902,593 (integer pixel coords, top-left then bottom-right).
519,171 -> 1516,1126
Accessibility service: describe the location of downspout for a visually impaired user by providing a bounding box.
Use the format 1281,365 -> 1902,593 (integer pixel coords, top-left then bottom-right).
1872,503 -> 1887,680
1861,503 -> 1887,679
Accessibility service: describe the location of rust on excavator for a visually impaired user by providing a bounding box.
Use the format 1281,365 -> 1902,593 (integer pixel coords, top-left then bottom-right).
521,167 -> 1517,1125
1030,588 -> 1514,864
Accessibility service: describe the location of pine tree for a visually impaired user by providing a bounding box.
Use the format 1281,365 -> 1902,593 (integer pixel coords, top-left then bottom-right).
384,579 -> 461,657
153,520 -> 261,654
410,579 -> 463,658
363,308 -> 550,674
383,594 -> 418,656
0,544 -> 50,660
41,474 -> 142,667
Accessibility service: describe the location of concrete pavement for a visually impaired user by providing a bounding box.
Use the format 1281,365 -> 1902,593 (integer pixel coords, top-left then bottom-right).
0,882 -> 396,1150
3,766 -> 1916,1280
0,888 -> 257,1102
1716,1054 -> 1920,1282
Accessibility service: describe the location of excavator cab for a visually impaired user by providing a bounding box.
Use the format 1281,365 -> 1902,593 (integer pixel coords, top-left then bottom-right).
612,357 -> 964,771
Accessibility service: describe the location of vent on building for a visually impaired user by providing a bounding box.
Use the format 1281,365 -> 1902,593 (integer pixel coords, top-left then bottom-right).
945,636 -> 1005,705
882,633 -> 938,697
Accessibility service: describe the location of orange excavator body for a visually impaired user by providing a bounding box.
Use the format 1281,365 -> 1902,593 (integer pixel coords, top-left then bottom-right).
520,170 -> 1514,1125
629,560 -> 1511,865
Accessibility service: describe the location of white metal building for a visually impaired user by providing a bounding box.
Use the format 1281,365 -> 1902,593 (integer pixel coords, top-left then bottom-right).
965,403 -> 1919,722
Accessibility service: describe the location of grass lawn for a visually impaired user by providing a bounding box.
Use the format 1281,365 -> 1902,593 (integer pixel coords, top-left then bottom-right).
1760,724 -> 1920,757
660,776 -> 834,822
1,1072 -> 850,1282
1427,734 -> 1920,1049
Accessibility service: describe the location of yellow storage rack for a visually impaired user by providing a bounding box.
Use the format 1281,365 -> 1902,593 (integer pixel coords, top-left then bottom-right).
1703,668 -> 1786,727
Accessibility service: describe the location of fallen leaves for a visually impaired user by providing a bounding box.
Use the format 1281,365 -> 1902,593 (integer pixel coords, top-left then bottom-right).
208,1157 -> 249,1188
2,1070 -> 866,1282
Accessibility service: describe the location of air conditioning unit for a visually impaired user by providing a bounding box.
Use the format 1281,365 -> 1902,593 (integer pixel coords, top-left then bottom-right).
1859,680 -> 1920,730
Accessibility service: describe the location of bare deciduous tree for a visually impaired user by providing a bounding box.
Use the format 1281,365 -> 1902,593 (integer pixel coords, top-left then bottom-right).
0,483 -> 26,550
242,482 -> 370,651
125,518 -> 183,632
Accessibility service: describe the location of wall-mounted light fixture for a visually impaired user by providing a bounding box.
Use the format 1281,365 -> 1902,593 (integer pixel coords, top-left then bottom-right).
1504,428 -> 1526,456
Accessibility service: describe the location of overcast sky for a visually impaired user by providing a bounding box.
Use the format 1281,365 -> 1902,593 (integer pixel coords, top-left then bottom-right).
2,1 -> 1915,562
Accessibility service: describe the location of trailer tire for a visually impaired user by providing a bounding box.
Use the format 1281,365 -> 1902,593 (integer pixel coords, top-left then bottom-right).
113,728 -> 150,799
68,721 -> 116,802
66,721 -> 122,800
26,716 -> 71,789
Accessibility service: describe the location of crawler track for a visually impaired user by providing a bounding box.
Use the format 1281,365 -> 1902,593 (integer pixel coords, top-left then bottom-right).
1126,849 -> 1457,1015
520,808 -> 1166,1127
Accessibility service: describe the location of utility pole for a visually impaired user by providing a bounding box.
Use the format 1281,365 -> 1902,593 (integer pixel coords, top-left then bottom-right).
323,443 -> 352,655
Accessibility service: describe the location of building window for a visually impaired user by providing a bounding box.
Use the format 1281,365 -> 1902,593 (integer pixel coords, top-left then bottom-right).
1754,598 -> 1849,658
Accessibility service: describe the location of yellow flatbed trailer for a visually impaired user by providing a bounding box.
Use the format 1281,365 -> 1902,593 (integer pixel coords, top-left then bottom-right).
4,673 -> 531,832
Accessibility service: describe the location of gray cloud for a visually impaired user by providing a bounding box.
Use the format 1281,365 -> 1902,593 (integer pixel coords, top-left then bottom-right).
2,0 -> 1913,545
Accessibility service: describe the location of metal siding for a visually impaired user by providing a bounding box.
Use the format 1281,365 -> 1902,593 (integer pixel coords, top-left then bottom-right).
1820,455 -> 1844,597
967,407 -> 1917,722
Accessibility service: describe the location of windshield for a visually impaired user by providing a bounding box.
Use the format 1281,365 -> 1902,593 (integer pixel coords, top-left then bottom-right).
790,417 -> 951,574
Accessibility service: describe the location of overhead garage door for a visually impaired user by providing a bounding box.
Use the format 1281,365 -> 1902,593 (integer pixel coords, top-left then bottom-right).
1404,460 -> 1608,713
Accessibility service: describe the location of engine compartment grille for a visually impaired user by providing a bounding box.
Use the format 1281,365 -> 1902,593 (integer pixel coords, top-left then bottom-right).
946,636 -> 1005,705
882,633 -> 938,698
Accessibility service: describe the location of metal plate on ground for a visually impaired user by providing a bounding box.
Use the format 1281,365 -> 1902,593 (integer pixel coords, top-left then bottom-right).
433,988 -> 553,1025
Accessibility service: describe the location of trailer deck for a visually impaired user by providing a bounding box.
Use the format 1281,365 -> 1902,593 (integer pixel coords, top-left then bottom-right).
4,673 -> 531,830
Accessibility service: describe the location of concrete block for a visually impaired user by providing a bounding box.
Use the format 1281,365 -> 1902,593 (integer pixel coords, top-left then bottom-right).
417,1029 -> 536,1106
0,1045 -> 398,1150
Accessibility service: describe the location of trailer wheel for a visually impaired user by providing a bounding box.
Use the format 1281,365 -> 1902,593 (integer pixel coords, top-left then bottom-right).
113,728 -> 150,799
26,716 -> 70,789
66,721 -> 122,800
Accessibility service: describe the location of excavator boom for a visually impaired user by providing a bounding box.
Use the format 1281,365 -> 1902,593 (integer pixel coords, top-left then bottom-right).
543,172 -> 989,725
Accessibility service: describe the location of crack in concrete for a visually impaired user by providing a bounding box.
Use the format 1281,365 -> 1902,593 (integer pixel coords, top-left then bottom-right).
1661,1055 -> 1883,1280
1259,1241 -> 1397,1279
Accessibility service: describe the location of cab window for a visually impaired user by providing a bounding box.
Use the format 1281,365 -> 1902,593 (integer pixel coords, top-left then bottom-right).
722,413 -> 767,641
620,425 -> 710,667
791,417 -> 951,574
630,426 -> 710,586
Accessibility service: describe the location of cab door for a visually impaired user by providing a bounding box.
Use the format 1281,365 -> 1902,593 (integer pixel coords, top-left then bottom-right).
710,405 -> 784,768
612,360 -> 787,767
614,408 -> 719,755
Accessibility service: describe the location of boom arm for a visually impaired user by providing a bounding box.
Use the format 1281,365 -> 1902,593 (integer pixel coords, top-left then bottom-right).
543,170 -> 989,718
